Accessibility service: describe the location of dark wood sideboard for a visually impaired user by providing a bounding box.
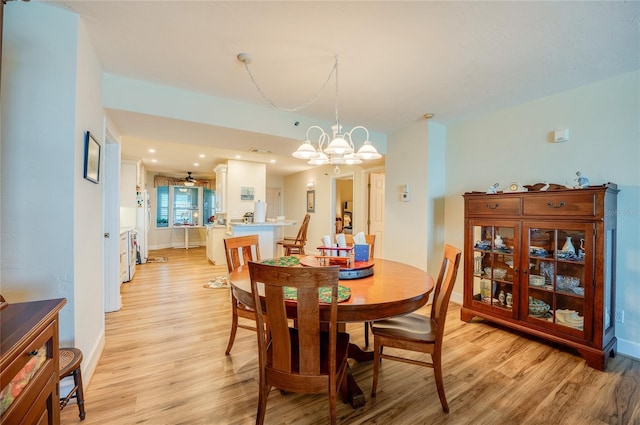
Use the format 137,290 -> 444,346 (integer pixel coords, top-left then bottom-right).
1,298 -> 67,425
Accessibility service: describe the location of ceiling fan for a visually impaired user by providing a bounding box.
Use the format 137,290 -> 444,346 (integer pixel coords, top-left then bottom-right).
184,172 -> 197,187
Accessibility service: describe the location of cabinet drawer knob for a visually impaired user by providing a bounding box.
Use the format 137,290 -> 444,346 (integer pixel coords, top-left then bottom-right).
547,201 -> 565,209
486,203 -> 499,209
27,350 -> 39,356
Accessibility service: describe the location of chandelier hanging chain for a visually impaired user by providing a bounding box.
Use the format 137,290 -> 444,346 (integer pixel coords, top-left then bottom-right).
334,56 -> 340,131
239,54 -> 338,113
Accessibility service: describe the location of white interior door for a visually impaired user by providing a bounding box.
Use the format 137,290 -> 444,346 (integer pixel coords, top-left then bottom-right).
265,187 -> 280,219
103,123 -> 122,312
368,172 -> 385,258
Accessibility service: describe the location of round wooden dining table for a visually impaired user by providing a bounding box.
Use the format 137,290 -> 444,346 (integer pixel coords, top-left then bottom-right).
228,256 -> 435,408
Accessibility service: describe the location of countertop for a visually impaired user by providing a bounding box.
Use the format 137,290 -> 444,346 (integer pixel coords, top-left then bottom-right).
230,221 -> 296,227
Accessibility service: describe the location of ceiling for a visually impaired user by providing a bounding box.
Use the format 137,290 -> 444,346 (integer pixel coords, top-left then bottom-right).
46,1 -> 639,180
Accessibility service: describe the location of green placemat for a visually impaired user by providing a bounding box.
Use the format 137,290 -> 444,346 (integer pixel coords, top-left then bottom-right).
261,256 -> 300,266
284,286 -> 351,303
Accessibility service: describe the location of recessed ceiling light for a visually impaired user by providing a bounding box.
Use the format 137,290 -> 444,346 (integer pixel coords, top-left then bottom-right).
151,159 -> 157,163
269,159 -> 276,164
199,154 -> 205,158
235,155 -> 242,159
148,148 -> 156,153
193,163 -> 199,167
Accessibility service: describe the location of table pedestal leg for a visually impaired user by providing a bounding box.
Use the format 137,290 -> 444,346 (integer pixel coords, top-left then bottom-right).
340,343 -> 373,409
343,363 -> 366,408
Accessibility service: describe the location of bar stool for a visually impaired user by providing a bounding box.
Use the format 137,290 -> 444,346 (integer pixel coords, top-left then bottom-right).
59,347 -> 86,420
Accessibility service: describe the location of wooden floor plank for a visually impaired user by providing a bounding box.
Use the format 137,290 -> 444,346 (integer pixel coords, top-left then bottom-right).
60,247 -> 639,424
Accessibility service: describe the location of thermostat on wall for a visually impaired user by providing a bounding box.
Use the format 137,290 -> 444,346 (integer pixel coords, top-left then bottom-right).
553,129 -> 569,143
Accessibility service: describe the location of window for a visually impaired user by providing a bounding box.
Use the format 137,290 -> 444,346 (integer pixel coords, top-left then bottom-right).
203,188 -> 216,223
173,186 -> 199,225
156,186 -> 169,228
156,186 -> 205,227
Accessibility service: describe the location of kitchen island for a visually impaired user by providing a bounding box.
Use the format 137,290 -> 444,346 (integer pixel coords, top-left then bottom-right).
231,221 -> 296,259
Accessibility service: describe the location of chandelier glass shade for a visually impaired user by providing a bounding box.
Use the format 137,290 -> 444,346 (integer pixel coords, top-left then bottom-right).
292,124 -> 380,171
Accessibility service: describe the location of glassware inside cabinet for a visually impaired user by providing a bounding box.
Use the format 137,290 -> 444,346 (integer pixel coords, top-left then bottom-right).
526,227 -> 585,332
554,228 -> 586,331
472,224 -> 515,311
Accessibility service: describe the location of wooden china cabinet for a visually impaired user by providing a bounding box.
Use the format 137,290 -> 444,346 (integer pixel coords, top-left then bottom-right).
460,184 -> 618,370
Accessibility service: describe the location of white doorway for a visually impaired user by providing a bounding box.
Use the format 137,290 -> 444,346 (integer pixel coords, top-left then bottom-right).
332,174 -> 354,238
367,171 -> 385,258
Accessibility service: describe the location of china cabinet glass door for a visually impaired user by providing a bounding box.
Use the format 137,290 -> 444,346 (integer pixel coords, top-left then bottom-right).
471,221 -> 519,317
523,223 -> 594,339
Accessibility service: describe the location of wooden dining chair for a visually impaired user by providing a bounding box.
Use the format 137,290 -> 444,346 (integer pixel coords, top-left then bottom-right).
341,234 -> 376,346
370,244 -> 462,413
277,213 -> 310,255
248,262 -> 350,425
223,234 -> 261,355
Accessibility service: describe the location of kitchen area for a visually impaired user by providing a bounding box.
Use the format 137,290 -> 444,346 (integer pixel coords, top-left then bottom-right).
120,158 -> 294,272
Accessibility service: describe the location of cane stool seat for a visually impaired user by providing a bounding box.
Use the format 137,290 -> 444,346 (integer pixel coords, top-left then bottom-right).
59,347 -> 86,420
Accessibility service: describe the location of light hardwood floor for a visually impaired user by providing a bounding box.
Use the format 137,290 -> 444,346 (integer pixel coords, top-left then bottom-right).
61,248 -> 640,425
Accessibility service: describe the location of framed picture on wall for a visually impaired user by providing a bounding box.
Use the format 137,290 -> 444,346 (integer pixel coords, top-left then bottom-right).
241,186 -> 255,200
307,190 -> 315,213
83,131 -> 101,184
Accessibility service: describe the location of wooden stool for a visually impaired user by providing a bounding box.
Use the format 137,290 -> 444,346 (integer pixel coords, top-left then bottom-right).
59,347 -> 86,420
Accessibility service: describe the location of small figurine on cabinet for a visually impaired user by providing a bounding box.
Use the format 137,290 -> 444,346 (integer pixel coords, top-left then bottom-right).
576,171 -> 590,188
486,183 -> 499,194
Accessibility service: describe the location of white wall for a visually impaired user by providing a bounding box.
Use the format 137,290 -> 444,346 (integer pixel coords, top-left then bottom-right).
103,74 -> 387,153
444,71 -> 640,358
226,159 -> 266,220
1,2 -> 106,369
73,14 -> 107,373
384,121 -> 431,270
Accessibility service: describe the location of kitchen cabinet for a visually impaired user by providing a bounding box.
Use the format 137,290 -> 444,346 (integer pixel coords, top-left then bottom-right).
1,298 -> 66,425
206,225 -> 227,266
136,160 -> 146,189
214,164 -> 227,214
120,228 -> 136,282
461,184 -> 618,370
120,231 -> 128,283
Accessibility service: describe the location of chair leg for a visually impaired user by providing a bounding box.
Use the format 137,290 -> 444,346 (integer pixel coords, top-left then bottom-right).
225,303 -> 239,355
371,340 -> 381,397
433,354 -> 449,413
364,322 -> 370,347
256,384 -> 271,425
329,390 -> 337,425
73,367 -> 86,420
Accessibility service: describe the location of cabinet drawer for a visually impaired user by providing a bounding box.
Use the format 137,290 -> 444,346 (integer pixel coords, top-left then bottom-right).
467,197 -> 521,216
1,322 -> 55,420
523,193 -> 596,217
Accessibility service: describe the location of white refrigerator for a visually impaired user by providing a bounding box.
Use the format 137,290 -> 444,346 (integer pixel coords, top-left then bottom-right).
136,190 -> 151,263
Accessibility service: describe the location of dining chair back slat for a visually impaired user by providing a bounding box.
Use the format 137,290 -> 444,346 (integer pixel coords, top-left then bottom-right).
225,234 -> 261,273
248,262 -> 349,425
223,235 -> 262,355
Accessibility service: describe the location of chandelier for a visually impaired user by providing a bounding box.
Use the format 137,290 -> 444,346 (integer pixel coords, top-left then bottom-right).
237,54 -> 381,174
291,57 -> 381,173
